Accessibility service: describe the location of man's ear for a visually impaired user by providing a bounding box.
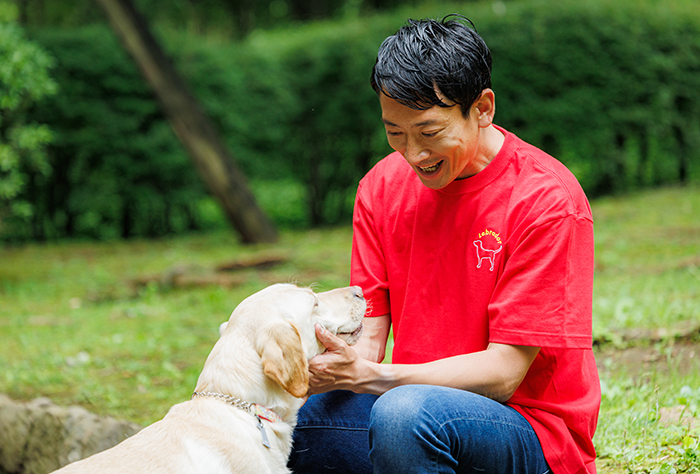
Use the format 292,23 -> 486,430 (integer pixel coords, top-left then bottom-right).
474,88 -> 496,127
255,322 -> 309,398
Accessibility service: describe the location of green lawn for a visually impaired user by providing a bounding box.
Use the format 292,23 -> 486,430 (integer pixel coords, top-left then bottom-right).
590,186 -> 700,473
1,185 -> 699,471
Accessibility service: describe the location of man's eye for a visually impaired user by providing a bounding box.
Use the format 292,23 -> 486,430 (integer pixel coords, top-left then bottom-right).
422,131 -> 438,138
386,131 -> 403,137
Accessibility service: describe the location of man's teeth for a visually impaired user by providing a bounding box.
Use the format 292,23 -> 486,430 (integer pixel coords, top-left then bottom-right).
419,162 -> 440,173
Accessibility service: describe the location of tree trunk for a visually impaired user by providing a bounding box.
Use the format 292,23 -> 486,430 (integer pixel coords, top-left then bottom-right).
94,0 -> 278,244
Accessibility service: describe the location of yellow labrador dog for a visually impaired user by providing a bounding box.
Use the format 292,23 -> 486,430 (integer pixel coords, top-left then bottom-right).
51,283 -> 365,474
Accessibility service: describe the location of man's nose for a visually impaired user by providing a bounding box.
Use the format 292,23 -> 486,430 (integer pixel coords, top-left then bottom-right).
403,139 -> 429,165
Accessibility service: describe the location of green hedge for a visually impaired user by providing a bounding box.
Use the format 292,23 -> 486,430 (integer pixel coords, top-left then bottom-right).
0,20 -> 56,238
20,26 -> 302,240
7,0 -> 699,240
244,21 -> 394,225
481,0 -> 700,195
22,27 -> 206,240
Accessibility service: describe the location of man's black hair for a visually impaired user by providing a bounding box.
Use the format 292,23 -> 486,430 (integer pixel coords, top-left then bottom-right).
370,14 -> 492,116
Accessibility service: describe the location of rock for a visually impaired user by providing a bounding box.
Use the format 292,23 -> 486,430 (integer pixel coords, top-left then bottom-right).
0,394 -> 141,474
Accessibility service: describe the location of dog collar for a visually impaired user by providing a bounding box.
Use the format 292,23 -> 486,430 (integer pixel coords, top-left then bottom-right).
191,391 -> 283,423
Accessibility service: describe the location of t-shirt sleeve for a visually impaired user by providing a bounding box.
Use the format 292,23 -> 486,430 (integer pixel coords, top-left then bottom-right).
488,213 -> 594,349
350,180 -> 391,318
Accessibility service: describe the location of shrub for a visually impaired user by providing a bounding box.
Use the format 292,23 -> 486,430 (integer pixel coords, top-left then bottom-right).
6,0 -> 700,241
480,0 -> 700,196
12,26 -> 204,240
0,18 -> 56,237
245,20 -> 394,225
16,26 -> 305,240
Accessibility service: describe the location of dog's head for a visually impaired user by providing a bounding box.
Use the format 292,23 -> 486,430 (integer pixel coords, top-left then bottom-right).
209,284 -> 365,399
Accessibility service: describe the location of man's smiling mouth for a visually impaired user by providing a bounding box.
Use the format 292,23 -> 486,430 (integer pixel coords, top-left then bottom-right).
418,161 -> 442,173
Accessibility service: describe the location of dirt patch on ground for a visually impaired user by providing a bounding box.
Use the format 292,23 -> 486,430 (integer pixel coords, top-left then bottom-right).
595,340 -> 700,380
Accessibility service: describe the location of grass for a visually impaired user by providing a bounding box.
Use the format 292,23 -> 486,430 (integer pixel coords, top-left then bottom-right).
590,186 -> 700,473
592,187 -> 700,340
1,185 -> 699,472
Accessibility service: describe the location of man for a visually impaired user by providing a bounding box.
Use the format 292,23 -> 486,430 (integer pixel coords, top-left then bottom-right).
288,15 -> 600,474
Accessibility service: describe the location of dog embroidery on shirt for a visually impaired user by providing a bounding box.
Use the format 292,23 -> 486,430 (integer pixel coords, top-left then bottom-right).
473,229 -> 503,272
473,240 -> 502,271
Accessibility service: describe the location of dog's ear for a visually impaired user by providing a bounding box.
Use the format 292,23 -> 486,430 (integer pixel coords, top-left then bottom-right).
219,321 -> 228,337
256,322 -> 308,398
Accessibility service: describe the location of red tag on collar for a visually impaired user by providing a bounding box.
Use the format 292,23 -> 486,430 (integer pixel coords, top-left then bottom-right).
250,404 -> 282,423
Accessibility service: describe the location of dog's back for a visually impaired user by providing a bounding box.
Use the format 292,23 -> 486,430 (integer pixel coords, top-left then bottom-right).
52,400 -> 293,474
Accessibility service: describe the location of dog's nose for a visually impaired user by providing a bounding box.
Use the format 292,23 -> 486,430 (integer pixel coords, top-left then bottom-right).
351,286 -> 364,299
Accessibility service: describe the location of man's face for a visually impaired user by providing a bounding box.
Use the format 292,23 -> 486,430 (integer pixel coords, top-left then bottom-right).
379,93 -> 482,190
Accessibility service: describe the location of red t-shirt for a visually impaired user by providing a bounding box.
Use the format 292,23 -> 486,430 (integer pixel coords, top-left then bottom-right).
350,126 -> 600,474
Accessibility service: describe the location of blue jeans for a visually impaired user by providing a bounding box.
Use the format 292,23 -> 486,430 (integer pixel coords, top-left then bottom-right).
288,385 -> 550,474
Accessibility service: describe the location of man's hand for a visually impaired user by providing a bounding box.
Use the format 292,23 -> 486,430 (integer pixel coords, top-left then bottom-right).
307,324 -> 367,395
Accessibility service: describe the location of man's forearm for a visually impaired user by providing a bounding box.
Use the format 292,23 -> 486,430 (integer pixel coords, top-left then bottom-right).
354,343 -> 540,402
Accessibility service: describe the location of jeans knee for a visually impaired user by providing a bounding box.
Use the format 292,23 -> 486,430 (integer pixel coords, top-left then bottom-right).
369,386 -> 550,474
369,386 -> 438,448
371,386 -> 424,429
369,386 -> 456,472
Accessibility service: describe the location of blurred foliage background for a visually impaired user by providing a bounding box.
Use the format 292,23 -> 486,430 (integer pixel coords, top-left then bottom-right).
1,0 -> 699,242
